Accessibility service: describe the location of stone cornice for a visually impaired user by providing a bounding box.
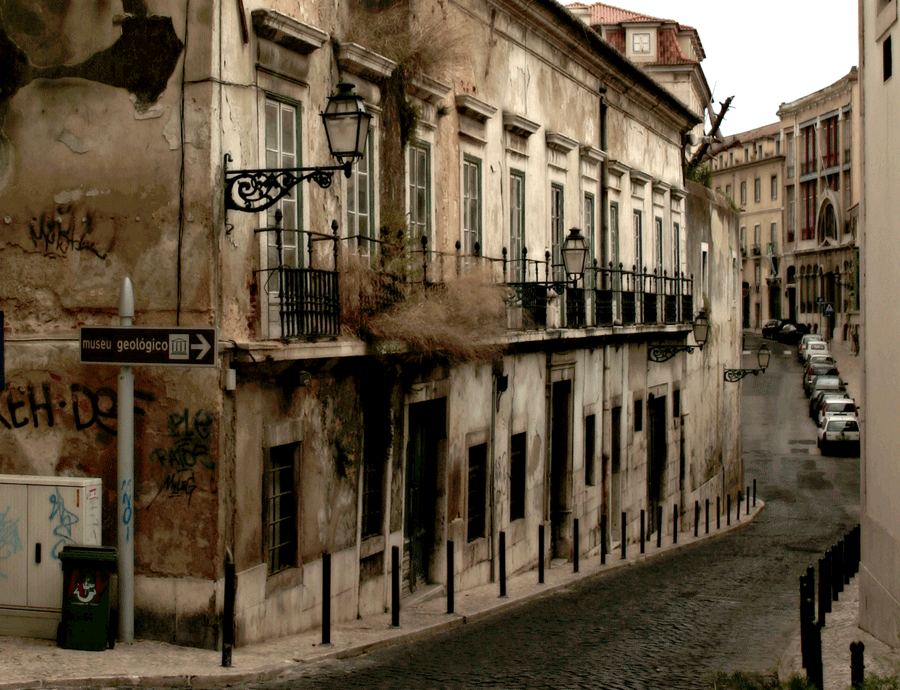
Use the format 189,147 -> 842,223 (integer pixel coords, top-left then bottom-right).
503,112 -> 541,137
455,94 -> 497,122
251,10 -> 327,55
545,131 -> 579,153
337,42 -> 397,81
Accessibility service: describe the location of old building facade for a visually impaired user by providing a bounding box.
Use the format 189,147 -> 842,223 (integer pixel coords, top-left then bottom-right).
0,0 -> 741,648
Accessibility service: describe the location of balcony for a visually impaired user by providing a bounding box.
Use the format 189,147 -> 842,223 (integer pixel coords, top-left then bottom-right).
254,227 -> 696,344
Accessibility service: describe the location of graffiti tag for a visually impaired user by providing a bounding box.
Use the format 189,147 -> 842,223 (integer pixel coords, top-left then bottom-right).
151,409 -> 214,502
0,507 -> 23,579
28,206 -> 109,259
121,479 -> 133,543
49,489 -> 79,559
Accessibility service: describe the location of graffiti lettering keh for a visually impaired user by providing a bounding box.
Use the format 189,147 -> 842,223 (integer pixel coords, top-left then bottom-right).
151,409 -> 214,502
0,381 -> 153,435
28,206 -> 109,259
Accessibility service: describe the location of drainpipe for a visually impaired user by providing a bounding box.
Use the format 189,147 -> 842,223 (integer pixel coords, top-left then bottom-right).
490,366 -> 498,583
599,88 -> 609,267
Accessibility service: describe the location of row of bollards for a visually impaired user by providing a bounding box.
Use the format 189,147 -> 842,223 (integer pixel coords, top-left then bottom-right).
224,484 -> 760,664
799,524 -> 862,689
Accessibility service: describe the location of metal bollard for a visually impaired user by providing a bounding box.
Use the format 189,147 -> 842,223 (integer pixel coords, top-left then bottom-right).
817,556 -> 828,627
538,524 -> 545,584
694,501 -> 700,538
322,551 -> 331,646
727,494 -> 732,526
600,514 -> 607,565
746,485 -> 750,513
656,505 -> 663,548
447,540 -> 454,614
391,545 -> 400,627
673,504 -> 678,544
222,549 -> 235,668
717,496 -> 721,530
705,498 -> 710,534
640,510 -> 645,554
572,520 -> 579,573
499,531 -> 507,597
808,621 -> 824,690
621,512 -> 627,559
737,491 -> 742,521
850,641 -> 865,688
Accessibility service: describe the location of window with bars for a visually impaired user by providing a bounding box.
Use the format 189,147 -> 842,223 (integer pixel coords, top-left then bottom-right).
265,443 -> 298,575
463,156 -> 482,255
467,443 -> 488,542
408,141 -> 431,243
347,127 -> 375,257
510,170 -> 525,280
509,432 -> 526,521
551,184 -> 565,281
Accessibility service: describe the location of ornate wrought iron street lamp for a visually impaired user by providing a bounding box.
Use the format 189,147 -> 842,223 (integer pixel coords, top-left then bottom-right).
562,227 -> 587,283
723,343 -> 771,382
224,82 -> 372,213
647,310 -> 709,362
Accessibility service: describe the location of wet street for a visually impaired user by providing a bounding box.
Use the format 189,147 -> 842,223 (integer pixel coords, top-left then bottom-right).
252,335 -> 860,689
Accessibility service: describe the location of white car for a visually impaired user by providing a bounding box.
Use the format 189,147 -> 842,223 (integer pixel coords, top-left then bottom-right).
802,340 -> 831,364
797,334 -> 825,362
817,418 -> 860,455
817,399 -> 859,428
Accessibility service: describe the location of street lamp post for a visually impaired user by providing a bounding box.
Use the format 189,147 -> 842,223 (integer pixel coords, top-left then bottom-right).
723,343 -> 771,382
224,82 -> 371,214
647,310 -> 709,362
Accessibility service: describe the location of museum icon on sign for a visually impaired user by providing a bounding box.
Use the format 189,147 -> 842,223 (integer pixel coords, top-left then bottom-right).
169,334 -> 190,360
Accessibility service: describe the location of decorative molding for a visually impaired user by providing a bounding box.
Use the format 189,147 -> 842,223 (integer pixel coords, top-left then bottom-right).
455,94 -> 497,122
251,10 -> 327,55
408,74 -> 451,104
580,145 -> 606,165
607,159 -> 631,176
503,111 -> 540,138
652,180 -> 672,194
670,187 -> 687,202
337,42 -> 397,81
629,169 -> 653,185
545,131 -> 578,154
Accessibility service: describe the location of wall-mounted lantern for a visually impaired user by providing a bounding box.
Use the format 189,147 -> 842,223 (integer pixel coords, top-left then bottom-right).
647,310 -> 709,362
724,343 -> 771,382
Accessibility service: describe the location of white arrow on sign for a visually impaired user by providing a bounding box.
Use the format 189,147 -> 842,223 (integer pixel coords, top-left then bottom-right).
191,333 -> 211,360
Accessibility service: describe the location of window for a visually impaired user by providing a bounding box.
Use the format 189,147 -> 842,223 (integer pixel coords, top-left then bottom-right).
673,222 -> 681,276
801,126 -> 816,175
510,170 -> 525,280
786,132 -> 795,178
754,177 -> 761,203
551,184 -> 565,281
632,32 -> 650,53
462,155 -> 482,254
754,263 -> 761,287
673,390 -> 681,418
265,443 -> 298,574
884,34 -> 893,81
584,415 -> 596,487
771,175 -> 778,201
770,222 -> 777,248
408,141 -> 431,242
509,433 -> 526,521
633,210 -> 643,270
609,202 -> 620,266
802,180 -> 817,240
725,183 -> 732,199
786,186 -> 796,242
467,443 -> 488,542
740,226 -> 746,253
654,216 -> 664,272
740,181 -> 747,206
753,224 -> 761,251
584,192 -> 596,286
823,116 -> 839,168
347,126 -> 375,256
633,398 -> 643,432
361,449 -> 384,539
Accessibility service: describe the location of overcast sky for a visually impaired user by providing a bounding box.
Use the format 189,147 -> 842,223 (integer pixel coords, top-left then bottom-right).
559,0 -> 860,135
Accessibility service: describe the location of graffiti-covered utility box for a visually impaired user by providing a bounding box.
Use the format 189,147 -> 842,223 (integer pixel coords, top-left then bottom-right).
0,474 -> 102,639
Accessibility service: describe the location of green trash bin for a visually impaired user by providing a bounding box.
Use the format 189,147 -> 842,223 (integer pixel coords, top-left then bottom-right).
58,545 -> 117,651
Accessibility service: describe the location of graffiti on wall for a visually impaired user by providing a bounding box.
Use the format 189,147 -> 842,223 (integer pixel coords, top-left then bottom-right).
0,380 -> 154,435
49,488 -> 79,559
28,207 -> 109,259
0,506 -> 23,578
150,409 -> 214,502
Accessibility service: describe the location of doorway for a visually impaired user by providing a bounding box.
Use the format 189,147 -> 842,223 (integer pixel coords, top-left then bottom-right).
404,398 -> 446,592
647,395 -> 667,534
550,380 -> 572,559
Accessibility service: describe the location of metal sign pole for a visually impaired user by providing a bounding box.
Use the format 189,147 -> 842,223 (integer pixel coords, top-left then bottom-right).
117,277 -> 135,643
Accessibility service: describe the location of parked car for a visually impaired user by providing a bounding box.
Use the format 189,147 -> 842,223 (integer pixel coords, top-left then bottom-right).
817,418 -> 860,456
801,340 -> 831,365
815,394 -> 857,427
795,332 -> 823,356
803,363 -> 840,396
762,319 -> 785,339
809,377 -> 847,417
778,322 -> 811,345
806,353 -> 837,368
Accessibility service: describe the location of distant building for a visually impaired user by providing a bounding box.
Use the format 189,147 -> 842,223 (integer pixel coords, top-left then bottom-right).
710,69 -> 861,338
859,0 -> 899,649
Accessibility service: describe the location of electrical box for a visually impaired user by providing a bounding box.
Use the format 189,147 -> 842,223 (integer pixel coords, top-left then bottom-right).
0,474 -> 102,639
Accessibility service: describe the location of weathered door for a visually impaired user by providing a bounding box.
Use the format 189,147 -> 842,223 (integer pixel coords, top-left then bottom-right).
404,398 -> 445,592
550,380 -> 572,558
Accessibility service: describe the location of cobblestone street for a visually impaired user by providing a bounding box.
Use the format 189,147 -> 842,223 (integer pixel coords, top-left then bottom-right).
257,336 -> 860,689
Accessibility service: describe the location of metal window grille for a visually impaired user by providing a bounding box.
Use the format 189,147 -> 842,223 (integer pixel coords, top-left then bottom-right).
266,443 -> 298,574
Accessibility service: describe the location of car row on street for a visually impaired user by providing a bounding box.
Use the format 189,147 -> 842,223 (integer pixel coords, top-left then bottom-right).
785,333 -> 861,456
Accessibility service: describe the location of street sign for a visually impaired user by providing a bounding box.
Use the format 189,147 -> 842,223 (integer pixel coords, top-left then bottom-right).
80,326 -> 217,367
823,303 -> 835,316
